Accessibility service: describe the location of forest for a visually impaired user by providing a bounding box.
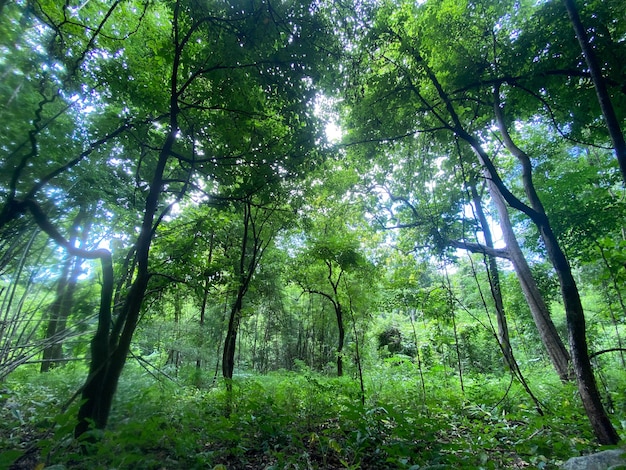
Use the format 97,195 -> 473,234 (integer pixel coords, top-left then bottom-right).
0,0 -> 625,468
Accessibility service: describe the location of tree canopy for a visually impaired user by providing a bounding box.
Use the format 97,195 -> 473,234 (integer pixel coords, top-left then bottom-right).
1,0 -> 626,467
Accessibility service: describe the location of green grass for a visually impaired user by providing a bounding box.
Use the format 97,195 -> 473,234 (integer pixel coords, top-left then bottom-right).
0,361 -> 619,469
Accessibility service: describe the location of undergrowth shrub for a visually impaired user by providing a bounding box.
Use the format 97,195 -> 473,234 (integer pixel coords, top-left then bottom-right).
1,359 -> 618,469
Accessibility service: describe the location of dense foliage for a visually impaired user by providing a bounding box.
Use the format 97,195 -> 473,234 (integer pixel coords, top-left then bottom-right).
1,0 -> 625,468
1,361 -> 618,469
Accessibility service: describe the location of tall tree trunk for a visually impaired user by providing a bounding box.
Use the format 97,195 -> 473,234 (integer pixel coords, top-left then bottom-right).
469,184 -> 514,369
418,58 -> 573,380
41,208 -> 90,372
409,310 -> 427,410
251,311 -> 259,371
307,278 -> 345,377
344,286 -> 365,405
335,303 -> 345,377
74,0 -> 187,432
40,255 -> 73,373
405,45 -> 614,441
167,292 -> 182,371
561,0 -> 626,185
443,268 -> 464,394
196,281 -> 209,371
488,180 -> 572,381
223,292 -> 243,418
481,156 -> 617,442
12,200 -> 115,437
222,298 -> 241,385
493,95 -> 620,444
75,127 -> 175,437
197,233 -> 214,371
554,245 -> 620,444
451,298 -> 464,394
45,263 -> 81,366
221,200 -> 269,387
469,184 -> 545,413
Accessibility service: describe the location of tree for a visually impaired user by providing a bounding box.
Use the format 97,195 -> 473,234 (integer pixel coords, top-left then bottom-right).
3,0 -> 624,451
493,86 -> 617,442
486,176 -> 572,381
342,0 -> 620,443
1,0 -> 333,437
221,197 -> 284,388
358,133 -> 572,380
466,182 -> 514,370
292,189 -> 377,378
40,205 -> 91,372
561,0 -> 626,184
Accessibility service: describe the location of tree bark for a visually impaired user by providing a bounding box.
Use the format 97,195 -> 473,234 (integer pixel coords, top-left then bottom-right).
335,303 -> 345,377
478,145 -> 618,442
417,52 -> 571,380
18,198 -> 116,437
394,29 -> 616,444
222,297 -> 242,384
166,292 -> 182,371
488,180 -> 573,381
303,285 -> 345,377
305,259 -> 346,377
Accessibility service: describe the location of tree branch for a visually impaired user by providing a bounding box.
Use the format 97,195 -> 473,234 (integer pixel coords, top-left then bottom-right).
448,239 -> 511,260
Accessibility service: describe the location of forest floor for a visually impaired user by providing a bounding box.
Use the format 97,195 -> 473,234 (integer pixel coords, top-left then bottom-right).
0,361 -> 622,469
